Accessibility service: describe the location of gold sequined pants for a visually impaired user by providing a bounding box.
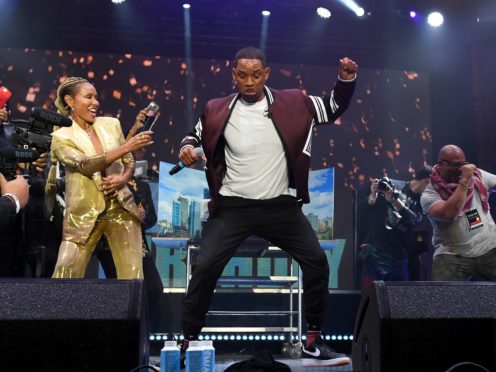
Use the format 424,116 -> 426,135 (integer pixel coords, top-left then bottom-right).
52,197 -> 143,279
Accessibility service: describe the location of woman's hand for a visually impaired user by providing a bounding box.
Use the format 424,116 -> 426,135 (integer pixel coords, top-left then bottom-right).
102,175 -> 127,196
127,130 -> 154,152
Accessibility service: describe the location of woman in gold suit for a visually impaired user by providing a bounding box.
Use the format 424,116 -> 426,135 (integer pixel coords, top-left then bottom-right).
48,77 -> 154,279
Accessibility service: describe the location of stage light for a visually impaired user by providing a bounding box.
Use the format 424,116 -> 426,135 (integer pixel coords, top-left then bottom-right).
261,10 -> 270,17
409,11 -> 417,19
183,3 -> 191,9
337,0 -> 364,16
316,7 -> 331,19
427,11 -> 444,27
111,0 -> 125,3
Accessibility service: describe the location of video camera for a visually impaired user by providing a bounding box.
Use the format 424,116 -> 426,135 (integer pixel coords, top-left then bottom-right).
377,177 -> 400,200
10,107 -> 72,153
1,107 -> 72,180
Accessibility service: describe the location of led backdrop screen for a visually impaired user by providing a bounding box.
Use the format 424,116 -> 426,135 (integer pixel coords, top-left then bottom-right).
0,47 -> 432,289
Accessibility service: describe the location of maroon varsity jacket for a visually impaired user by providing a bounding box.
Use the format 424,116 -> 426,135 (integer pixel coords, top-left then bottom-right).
180,79 -> 356,211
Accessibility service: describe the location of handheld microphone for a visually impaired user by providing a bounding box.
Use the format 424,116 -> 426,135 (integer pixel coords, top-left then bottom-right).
169,147 -> 204,175
30,107 -> 73,128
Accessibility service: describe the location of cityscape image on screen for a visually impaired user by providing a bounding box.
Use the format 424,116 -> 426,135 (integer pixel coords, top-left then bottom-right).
157,161 -> 334,240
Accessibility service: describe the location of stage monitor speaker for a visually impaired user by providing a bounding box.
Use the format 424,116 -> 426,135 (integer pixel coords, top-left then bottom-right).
0,279 -> 149,372
352,281 -> 496,372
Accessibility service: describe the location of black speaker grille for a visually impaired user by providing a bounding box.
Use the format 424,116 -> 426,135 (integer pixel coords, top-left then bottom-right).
386,282 -> 496,318
0,279 -> 148,372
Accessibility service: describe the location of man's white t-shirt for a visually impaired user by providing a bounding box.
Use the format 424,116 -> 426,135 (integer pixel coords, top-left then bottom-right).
219,98 -> 290,200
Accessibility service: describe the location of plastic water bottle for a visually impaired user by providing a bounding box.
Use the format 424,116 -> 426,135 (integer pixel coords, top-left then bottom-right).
185,340 -> 204,372
201,340 -> 215,372
160,341 -> 180,372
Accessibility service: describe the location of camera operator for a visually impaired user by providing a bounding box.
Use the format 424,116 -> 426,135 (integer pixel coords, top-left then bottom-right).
0,173 -> 29,224
0,170 -> 29,276
1,101 -> 51,277
357,165 -> 432,289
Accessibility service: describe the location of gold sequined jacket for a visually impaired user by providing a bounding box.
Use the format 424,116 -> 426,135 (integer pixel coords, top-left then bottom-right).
47,117 -> 140,244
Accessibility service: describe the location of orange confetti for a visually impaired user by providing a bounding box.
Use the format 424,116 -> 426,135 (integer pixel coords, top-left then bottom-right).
112,90 -> 122,100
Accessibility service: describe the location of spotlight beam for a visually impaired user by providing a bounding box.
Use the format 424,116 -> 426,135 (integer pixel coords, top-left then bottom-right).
259,11 -> 269,51
336,0 -> 365,16
183,5 -> 194,130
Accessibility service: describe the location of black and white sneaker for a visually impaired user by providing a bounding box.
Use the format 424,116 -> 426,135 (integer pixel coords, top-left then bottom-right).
302,336 -> 351,366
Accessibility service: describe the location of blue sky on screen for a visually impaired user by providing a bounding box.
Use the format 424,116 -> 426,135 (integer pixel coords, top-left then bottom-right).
158,161 -> 208,221
303,168 -> 334,220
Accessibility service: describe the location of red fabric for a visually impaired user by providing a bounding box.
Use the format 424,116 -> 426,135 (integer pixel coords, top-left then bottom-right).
430,166 -> 489,215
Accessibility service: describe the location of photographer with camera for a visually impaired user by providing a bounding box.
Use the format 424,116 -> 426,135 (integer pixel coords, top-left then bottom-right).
0,89 -> 53,277
0,86 -> 58,277
357,166 -> 432,289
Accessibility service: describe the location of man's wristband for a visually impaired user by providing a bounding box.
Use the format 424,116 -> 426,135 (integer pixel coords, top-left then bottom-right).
3,193 -> 20,214
458,182 -> 469,190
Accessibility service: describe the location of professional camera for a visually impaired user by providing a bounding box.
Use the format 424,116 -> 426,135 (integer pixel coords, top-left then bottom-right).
0,138 -> 39,180
10,107 -> 72,153
377,177 -> 400,199
1,107 -> 72,180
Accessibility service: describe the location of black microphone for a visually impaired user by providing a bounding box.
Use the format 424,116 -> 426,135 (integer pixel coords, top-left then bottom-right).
169,147 -> 204,175
0,139 -> 40,162
31,107 -> 73,127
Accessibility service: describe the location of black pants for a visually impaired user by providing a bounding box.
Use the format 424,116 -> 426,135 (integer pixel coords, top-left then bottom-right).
182,195 -> 330,337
